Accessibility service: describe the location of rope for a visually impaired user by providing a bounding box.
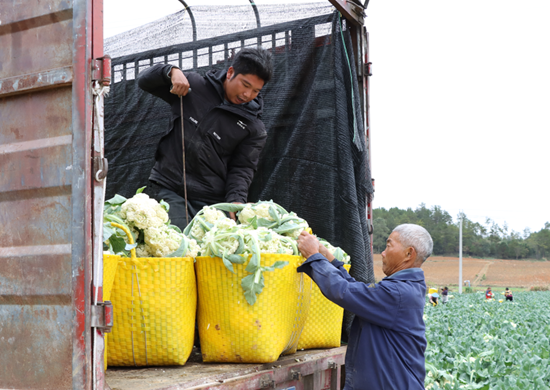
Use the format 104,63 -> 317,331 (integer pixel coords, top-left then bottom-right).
338,14 -> 361,151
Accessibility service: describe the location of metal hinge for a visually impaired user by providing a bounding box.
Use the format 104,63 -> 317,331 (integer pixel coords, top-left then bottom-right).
366,62 -> 373,76
91,301 -> 114,333
93,156 -> 108,182
92,55 -> 112,85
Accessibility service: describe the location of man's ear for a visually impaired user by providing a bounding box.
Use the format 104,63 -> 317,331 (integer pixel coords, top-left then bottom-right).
226,66 -> 234,81
406,246 -> 417,263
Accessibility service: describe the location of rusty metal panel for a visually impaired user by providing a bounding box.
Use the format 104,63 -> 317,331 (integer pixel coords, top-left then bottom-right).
0,0 -> 94,389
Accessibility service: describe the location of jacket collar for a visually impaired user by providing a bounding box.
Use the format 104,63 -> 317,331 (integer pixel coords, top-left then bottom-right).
205,69 -> 264,119
384,267 -> 425,282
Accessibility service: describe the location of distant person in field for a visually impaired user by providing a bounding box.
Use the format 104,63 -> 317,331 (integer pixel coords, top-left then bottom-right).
505,287 -> 513,301
428,291 -> 439,306
485,287 -> 494,299
441,286 -> 449,304
297,223 -> 433,390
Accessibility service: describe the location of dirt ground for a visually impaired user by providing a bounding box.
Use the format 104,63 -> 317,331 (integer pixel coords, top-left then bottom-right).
372,254 -> 550,289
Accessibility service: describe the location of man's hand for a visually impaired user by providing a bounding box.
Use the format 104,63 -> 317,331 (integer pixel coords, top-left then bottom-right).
229,202 -> 242,221
297,231 -> 320,259
169,68 -> 191,96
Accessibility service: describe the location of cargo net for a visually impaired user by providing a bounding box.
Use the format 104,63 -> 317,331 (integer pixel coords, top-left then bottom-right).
104,9 -> 375,339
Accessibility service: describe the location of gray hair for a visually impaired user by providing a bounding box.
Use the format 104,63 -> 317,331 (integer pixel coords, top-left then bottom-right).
392,224 -> 433,262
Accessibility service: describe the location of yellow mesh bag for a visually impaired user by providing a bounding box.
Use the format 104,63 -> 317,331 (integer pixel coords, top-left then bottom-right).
297,264 -> 351,350
195,254 -> 311,363
103,254 -> 120,370
106,223 -> 197,367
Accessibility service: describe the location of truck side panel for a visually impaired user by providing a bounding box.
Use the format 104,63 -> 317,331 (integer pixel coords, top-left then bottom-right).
0,0 -> 94,389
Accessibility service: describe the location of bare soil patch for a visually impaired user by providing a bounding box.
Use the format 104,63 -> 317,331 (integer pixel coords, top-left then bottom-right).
372,254 -> 550,289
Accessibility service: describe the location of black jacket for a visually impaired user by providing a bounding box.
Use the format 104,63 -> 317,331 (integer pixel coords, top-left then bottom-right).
137,64 -> 267,204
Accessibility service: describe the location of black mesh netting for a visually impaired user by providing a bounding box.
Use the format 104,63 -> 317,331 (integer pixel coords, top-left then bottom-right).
104,11 -> 375,338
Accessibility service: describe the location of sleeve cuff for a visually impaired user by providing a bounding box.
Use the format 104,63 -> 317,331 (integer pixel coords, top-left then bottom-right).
297,252 -> 329,273
165,64 -> 180,79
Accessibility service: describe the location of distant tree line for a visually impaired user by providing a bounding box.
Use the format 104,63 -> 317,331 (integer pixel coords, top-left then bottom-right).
373,204 -> 550,260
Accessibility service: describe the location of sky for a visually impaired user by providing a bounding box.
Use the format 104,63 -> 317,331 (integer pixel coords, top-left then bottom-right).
104,0 -> 550,235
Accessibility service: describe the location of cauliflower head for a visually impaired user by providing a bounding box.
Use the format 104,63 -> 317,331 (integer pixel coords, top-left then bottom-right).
120,193 -> 168,230
144,225 -> 182,257
202,206 -> 227,224
185,238 -> 201,258
238,203 -> 274,224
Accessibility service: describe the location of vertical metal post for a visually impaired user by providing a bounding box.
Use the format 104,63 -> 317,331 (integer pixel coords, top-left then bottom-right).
459,212 -> 463,293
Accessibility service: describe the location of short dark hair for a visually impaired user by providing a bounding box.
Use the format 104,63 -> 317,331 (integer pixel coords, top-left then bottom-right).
231,47 -> 273,84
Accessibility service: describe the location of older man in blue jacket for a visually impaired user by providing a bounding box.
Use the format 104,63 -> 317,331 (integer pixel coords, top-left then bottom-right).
297,224 -> 433,390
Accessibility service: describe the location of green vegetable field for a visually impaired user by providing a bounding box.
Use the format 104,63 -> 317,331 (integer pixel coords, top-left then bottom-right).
425,292 -> 550,390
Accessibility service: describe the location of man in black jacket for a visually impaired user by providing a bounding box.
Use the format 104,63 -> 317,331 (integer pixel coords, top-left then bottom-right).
138,48 -> 273,228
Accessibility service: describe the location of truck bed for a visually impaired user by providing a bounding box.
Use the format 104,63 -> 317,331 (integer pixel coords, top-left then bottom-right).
106,346 -> 346,390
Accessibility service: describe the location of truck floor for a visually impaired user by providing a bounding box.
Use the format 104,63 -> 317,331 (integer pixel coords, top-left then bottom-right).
106,346 -> 347,390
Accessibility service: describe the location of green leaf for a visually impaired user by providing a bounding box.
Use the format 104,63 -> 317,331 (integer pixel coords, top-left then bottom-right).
226,254 -> 246,264
234,235 -> 245,255
109,236 -> 127,255
268,205 -> 280,223
222,255 -> 235,273
257,218 -> 275,228
136,186 -> 146,194
260,232 -> 272,242
210,203 -> 246,213
249,216 -> 258,229
160,199 -> 170,212
245,253 -> 260,273
105,194 -> 127,206
262,261 -> 288,272
103,224 -> 115,242
167,224 -> 182,234
333,247 -> 345,262
241,271 -> 265,305
125,242 -> 138,251
167,235 -> 189,258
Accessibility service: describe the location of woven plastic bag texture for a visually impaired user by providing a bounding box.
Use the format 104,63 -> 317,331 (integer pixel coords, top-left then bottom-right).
107,256 -> 197,366
103,254 -> 120,370
297,264 -> 350,350
195,254 -> 311,363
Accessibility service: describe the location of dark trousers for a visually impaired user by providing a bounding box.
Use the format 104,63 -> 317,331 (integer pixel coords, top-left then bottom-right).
147,181 -> 209,231
506,296 -> 513,301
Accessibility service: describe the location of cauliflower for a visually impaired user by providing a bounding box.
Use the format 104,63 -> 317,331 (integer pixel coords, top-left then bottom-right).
185,238 -> 201,258
215,217 -> 236,230
248,227 -> 295,255
201,227 -> 240,256
136,244 -> 152,258
238,203 -> 274,224
143,225 -> 182,257
120,193 -> 168,230
320,238 -> 351,264
202,206 -> 227,224
190,222 -> 207,241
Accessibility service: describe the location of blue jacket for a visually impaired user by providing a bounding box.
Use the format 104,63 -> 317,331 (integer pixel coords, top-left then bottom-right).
297,254 -> 427,390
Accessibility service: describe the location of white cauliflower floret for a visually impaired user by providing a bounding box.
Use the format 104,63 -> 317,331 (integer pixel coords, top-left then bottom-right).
256,228 -> 293,255
136,244 -> 152,258
202,206 -> 227,224
238,203 -> 274,224
201,227 -> 240,256
120,193 -> 168,230
185,238 -> 201,258
215,217 -> 236,230
190,222 -> 206,242
144,225 -> 182,257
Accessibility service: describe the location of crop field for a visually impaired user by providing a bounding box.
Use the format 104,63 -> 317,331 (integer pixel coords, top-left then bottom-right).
372,255 -> 550,289
424,291 -> 550,389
